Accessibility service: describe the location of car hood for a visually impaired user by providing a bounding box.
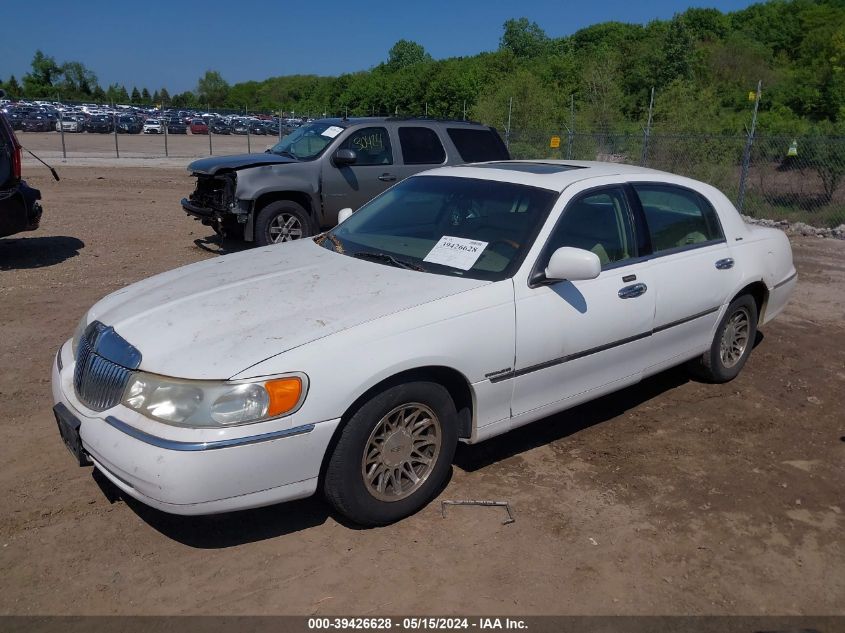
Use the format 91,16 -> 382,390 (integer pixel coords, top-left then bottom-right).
87,240 -> 486,379
188,153 -> 297,175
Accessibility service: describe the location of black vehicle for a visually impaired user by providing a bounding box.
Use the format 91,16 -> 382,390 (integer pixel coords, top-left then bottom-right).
0,107 -> 44,237
21,113 -> 53,132
3,108 -> 27,130
248,120 -> 266,135
167,117 -> 188,134
116,115 -> 142,134
209,119 -> 230,135
231,119 -> 249,135
86,115 -> 113,133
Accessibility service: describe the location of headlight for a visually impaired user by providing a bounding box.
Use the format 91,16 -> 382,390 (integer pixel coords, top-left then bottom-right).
71,314 -> 89,354
122,372 -> 306,427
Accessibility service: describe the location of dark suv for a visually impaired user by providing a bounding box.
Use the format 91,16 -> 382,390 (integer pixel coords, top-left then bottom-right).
0,108 -> 43,238
181,117 -> 510,246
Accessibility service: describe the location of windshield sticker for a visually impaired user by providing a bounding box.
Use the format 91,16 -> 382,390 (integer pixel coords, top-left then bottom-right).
321,125 -> 344,139
423,236 -> 489,271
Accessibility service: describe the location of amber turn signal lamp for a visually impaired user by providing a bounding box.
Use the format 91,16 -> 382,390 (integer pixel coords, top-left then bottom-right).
265,377 -> 303,416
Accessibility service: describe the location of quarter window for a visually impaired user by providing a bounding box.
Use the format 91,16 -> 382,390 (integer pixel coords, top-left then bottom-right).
340,127 -> 392,166
633,184 -> 723,253
544,188 -> 636,267
398,127 -> 446,165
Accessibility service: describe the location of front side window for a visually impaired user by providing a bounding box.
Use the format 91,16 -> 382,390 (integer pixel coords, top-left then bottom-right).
542,187 -> 636,267
398,127 -> 446,165
340,127 -> 392,166
633,184 -> 723,253
322,175 -> 558,281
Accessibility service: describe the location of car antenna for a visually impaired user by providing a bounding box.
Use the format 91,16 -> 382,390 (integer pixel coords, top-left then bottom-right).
21,146 -> 60,181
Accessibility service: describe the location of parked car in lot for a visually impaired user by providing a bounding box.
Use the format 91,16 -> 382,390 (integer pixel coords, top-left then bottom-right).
86,115 -> 113,133
56,115 -> 84,133
248,120 -> 266,135
231,119 -> 249,135
181,117 -> 510,245
116,116 -> 142,134
209,119 -> 230,134
142,118 -> 164,134
189,119 -> 208,135
22,114 -> 54,132
1,108 -> 43,237
166,118 -> 188,134
53,160 -> 796,525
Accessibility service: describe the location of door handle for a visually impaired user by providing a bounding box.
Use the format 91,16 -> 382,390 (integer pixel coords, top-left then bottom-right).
618,282 -> 647,299
715,258 -> 734,270
378,173 -> 397,182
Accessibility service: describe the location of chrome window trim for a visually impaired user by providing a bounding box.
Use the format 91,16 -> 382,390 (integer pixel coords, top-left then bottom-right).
104,416 -> 316,451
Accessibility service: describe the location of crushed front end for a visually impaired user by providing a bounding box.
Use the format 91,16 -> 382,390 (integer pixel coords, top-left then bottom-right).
181,171 -> 246,236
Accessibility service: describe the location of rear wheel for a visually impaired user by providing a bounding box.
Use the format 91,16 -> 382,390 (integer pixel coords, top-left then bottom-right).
254,200 -> 313,246
690,294 -> 758,383
324,381 -> 458,526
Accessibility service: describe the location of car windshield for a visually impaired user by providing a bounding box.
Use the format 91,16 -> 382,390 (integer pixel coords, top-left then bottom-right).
321,175 -> 559,282
267,120 -> 345,160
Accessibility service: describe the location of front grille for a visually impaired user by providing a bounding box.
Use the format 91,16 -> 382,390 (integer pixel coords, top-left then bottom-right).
73,322 -> 138,412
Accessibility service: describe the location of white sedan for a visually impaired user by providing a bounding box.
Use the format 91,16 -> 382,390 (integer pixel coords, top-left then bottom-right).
142,119 -> 163,134
52,161 -> 796,525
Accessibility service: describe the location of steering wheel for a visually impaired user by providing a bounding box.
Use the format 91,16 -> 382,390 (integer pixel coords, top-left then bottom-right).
486,239 -> 521,256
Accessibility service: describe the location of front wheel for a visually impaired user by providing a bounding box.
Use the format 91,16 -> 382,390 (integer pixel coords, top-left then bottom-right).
254,200 -> 313,246
690,294 -> 758,383
324,381 -> 458,526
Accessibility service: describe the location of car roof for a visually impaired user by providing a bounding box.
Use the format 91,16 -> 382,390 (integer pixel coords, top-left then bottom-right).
423,160 -> 686,193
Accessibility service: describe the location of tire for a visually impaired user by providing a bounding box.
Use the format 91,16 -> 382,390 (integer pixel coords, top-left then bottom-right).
689,294 -> 758,383
324,381 -> 458,526
254,200 -> 313,246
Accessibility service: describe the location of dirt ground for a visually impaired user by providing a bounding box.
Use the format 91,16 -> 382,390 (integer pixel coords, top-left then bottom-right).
0,166 -> 843,616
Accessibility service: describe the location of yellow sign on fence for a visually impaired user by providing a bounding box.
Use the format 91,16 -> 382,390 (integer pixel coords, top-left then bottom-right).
550,135 -> 561,148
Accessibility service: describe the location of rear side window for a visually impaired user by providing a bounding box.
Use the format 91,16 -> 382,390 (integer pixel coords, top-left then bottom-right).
447,128 -> 509,162
398,127 -> 446,165
633,184 -> 723,253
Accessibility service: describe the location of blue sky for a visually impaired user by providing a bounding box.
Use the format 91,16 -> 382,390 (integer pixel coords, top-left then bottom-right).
2,0 -> 760,93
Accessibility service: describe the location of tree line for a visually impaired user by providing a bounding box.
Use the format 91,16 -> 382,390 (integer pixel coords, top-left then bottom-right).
3,0 -> 843,136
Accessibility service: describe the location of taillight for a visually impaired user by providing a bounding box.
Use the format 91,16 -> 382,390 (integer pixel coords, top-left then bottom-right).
12,144 -> 21,180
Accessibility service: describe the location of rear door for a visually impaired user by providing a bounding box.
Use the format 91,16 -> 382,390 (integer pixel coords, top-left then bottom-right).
321,125 -> 396,220
627,181 -> 740,372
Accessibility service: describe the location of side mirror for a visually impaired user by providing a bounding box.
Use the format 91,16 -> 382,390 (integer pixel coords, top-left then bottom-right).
337,208 -> 354,224
334,149 -> 357,166
544,247 -> 601,282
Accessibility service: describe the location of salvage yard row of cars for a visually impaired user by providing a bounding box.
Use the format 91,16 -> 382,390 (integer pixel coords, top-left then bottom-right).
44,114 -> 797,526
0,100 -> 300,135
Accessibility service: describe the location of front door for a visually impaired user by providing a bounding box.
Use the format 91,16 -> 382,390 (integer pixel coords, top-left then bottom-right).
511,184 -> 656,418
321,126 -> 397,223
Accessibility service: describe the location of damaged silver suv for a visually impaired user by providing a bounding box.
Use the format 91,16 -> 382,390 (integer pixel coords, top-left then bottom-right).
181,117 -> 509,246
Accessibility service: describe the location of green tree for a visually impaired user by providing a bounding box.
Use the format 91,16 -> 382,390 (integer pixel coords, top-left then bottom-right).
659,16 -> 695,87
196,70 -> 230,106
141,87 -> 151,103
386,40 -> 432,71
159,87 -> 171,104
152,90 -> 160,104
5,75 -> 21,100
22,50 -> 61,98
130,86 -> 140,102
499,18 -> 549,58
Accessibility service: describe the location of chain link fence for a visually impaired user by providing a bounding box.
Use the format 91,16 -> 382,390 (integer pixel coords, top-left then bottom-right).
507,130 -> 845,228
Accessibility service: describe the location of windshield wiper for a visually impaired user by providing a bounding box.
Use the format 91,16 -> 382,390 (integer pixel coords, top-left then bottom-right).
273,149 -> 298,159
352,251 -> 426,272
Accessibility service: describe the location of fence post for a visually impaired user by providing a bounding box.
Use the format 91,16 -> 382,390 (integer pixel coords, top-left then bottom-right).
207,103 -> 213,156
463,100 -> 466,121
58,108 -> 67,161
566,94 -> 574,160
163,102 -> 169,158
737,80 -> 762,214
505,97 -> 513,150
279,104 -> 283,142
112,104 -> 119,159
640,86 -> 654,166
